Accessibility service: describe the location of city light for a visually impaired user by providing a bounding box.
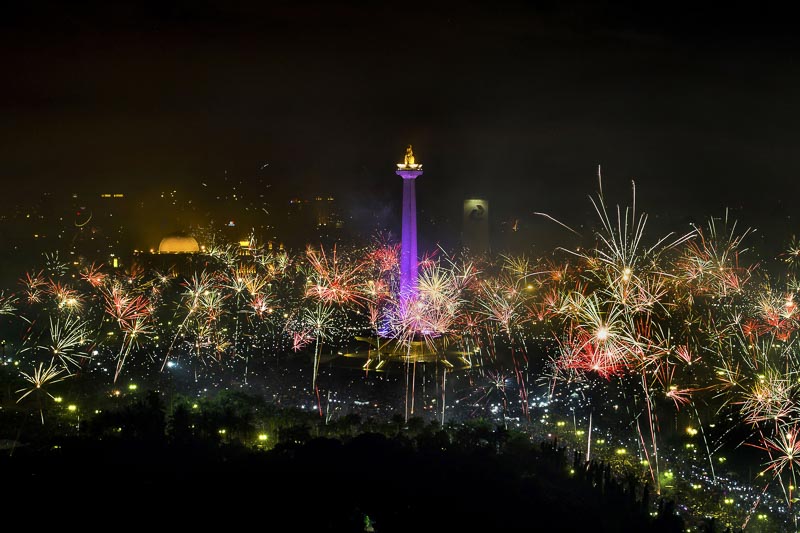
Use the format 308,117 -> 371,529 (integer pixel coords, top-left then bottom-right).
0,99 -> 797,530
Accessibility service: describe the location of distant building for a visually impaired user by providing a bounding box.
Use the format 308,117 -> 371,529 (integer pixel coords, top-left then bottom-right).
284,195 -> 344,248
158,233 -> 200,254
133,232 -> 202,277
462,198 -> 490,253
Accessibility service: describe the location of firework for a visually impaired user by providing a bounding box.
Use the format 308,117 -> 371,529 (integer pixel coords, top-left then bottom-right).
17,361 -> 68,424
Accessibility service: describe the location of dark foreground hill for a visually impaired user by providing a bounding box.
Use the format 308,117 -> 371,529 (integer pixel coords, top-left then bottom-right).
1,431 -> 684,532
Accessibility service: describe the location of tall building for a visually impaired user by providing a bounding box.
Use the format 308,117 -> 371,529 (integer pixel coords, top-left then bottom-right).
462,198 -> 490,253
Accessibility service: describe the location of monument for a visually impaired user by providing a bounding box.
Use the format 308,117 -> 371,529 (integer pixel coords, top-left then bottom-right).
396,145 -> 423,301
337,146 -> 477,422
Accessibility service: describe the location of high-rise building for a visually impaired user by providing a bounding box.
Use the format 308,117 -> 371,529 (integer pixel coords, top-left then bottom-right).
462,198 -> 490,253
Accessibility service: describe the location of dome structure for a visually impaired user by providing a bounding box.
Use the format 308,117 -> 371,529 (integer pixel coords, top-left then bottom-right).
158,233 -> 200,253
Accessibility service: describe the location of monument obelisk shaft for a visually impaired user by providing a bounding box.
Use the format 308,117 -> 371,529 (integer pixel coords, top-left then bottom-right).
396,145 -> 423,301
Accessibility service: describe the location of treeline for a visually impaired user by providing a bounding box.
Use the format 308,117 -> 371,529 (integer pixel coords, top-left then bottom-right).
0,389 -> 741,531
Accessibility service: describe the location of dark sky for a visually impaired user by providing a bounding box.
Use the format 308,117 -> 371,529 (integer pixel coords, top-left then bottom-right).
2,1 -> 799,251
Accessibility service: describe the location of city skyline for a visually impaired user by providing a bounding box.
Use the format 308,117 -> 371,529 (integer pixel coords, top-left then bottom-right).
2,2 -> 799,246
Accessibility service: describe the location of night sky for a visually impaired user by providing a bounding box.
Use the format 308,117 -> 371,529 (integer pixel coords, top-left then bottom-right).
2,1 -> 799,252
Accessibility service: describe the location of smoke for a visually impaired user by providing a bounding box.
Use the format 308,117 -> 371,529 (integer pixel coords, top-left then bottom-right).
343,188 -> 398,242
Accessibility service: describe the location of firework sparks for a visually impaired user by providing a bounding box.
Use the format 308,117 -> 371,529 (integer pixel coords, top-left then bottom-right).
17,362 -> 69,424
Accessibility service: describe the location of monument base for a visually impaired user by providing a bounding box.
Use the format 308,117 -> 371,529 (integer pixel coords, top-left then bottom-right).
342,336 -> 478,371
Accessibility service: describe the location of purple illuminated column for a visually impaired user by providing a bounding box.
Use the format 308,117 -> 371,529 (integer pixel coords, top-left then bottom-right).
396,168 -> 423,300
